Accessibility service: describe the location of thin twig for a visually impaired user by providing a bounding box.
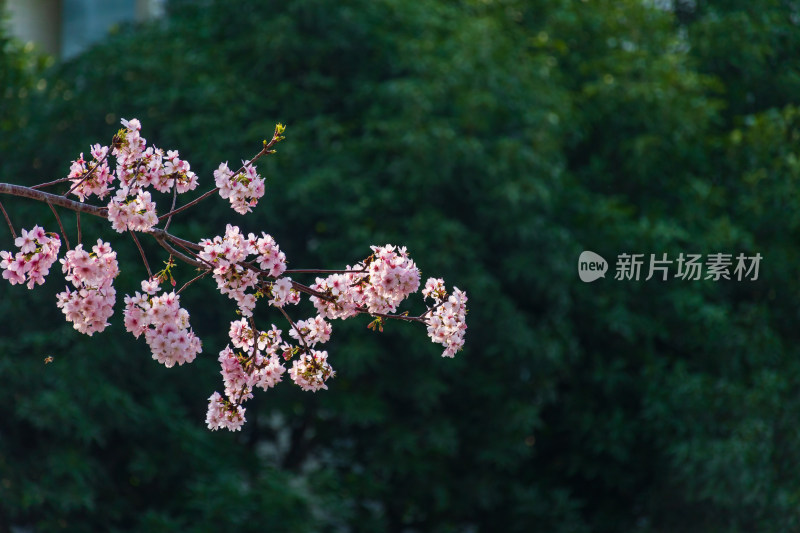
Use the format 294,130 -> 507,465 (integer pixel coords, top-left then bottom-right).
276,306 -> 310,353
76,212 -> 82,245
163,181 -> 179,232
129,230 -> 152,279
31,176 -> 75,190
46,201 -> 70,250
156,186 -> 219,222
177,270 -> 209,295
247,317 -> 259,358
0,200 -> 17,239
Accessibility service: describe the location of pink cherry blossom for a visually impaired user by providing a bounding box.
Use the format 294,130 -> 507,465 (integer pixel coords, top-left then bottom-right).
123,278 -> 202,368
423,279 -> 468,358
199,225 -> 291,316
107,188 -> 159,233
214,161 -> 266,215
289,315 -> 332,347
288,350 -> 335,392
363,244 -> 421,314
67,144 -> 113,202
206,391 -> 245,432
56,239 -> 119,335
0,226 -> 61,289
268,277 -> 300,308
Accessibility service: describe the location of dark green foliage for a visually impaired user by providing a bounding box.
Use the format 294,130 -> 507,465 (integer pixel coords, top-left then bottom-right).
1,0 -> 800,531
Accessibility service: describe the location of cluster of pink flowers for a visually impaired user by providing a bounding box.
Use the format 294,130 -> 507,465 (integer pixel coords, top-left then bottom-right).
423,278 -> 468,358
56,240 -> 119,336
207,319 -> 288,431
107,189 -> 158,232
0,226 -> 61,289
206,392 -> 246,432
112,118 -> 198,193
103,118 -> 199,232
254,232 -> 286,277
289,315 -> 332,346
309,245 -> 420,319
268,277 -> 300,308
67,144 -> 113,201
159,150 -> 199,193
198,224 -> 290,316
310,268 -> 365,319
214,161 -> 266,215
123,279 -> 202,368
288,350 -> 335,392
364,245 -> 421,313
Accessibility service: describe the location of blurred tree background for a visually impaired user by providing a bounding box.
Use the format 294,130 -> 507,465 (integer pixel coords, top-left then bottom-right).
1,0 -> 800,531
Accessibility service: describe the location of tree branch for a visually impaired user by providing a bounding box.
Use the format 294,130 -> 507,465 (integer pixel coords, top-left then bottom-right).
0,183 -> 107,218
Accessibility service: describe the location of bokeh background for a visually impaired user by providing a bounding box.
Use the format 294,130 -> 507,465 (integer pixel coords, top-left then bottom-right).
2,0 -> 800,531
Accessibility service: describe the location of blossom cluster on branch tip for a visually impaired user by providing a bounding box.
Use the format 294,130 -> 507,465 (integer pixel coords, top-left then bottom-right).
207,319 -> 289,431
123,278 -> 202,368
214,161 -> 266,215
423,278 -> 468,358
0,117 -> 468,432
288,350 -> 335,393
308,244 -> 421,321
68,144 -> 112,201
56,240 -> 119,336
0,226 -> 61,289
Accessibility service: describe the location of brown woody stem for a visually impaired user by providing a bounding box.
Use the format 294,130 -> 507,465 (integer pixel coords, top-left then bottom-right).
46,201 -> 71,250
0,200 -> 17,239
0,183 -> 107,217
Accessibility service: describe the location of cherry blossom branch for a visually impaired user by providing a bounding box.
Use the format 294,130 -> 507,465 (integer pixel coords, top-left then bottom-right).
157,229 -> 428,325
157,234 -> 215,272
368,310 -> 427,324
247,317 -> 259,359
46,201 -> 71,250
0,200 -> 16,239
157,126 -> 282,222
289,280 -> 333,301
0,186 -> 441,327
0,118 -> 467,434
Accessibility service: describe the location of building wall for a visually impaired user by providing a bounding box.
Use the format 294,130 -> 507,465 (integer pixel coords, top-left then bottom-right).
4,0 -> 63,57
3,0 -> 164,59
